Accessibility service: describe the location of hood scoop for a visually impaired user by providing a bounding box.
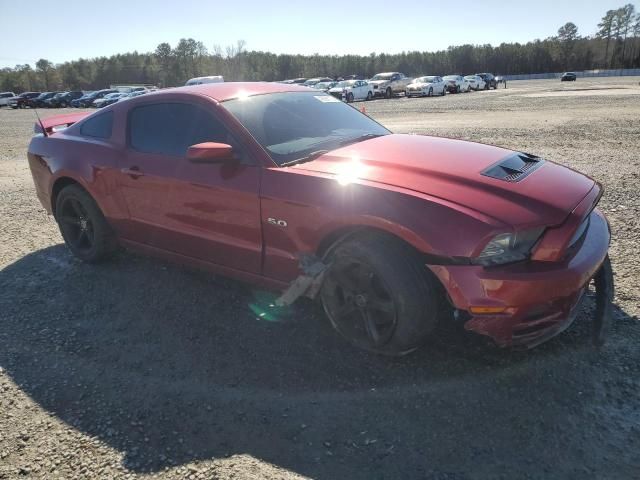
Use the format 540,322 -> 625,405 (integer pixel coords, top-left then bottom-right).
481,153 -> 544,182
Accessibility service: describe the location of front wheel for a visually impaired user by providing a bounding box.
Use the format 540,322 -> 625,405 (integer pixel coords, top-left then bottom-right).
428,87 -> 433,97
320,233 -> 444,356
55,184 -> 118,263
346,92 -> 354,103
441,86 -> 446,96
366,91 -> 372,101
385,87 -> 392,99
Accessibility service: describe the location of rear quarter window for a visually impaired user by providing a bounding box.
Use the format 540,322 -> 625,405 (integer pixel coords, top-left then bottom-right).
80,111 -> 113,139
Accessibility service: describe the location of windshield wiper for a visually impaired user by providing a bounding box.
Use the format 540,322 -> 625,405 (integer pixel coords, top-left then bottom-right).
336,133 -> 385,148
280,149 -> 330,167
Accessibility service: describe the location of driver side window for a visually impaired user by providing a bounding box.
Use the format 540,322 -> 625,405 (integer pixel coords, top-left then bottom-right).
128,102 -> 247,161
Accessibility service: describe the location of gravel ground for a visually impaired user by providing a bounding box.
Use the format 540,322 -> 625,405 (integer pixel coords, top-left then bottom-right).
1,77 -> 639,479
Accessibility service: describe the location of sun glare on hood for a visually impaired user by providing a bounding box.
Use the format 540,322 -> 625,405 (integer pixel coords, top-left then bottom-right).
336,157 -> 367,186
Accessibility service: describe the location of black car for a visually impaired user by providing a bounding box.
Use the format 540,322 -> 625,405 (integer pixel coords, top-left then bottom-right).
561,72 -> 577,82
9,91 -> 41,109
28,91 -> 59,108
475,73 -> 498,90
71,89 -> 118,108
47,91 -> 84,108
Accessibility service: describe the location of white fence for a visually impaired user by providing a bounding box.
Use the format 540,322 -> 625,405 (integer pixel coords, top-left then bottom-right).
506,68 -> 640,81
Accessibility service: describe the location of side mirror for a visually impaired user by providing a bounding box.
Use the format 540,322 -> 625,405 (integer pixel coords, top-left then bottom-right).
187,142 -> 235,163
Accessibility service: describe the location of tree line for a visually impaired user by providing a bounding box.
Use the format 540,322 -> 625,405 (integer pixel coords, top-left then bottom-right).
1,4 -> 639,93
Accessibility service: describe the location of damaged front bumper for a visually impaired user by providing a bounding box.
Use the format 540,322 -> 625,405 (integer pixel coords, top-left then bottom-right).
429,209 -> 613,348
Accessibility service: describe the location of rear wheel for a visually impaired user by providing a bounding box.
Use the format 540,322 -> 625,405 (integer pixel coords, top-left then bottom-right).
55,184 -> 118,263
320,233 -> 443,356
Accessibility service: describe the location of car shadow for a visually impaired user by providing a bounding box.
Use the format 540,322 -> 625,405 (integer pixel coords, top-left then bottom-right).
1,245 -> 637,479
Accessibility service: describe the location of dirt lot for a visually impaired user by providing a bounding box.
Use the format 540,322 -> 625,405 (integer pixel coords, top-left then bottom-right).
1,77 -> 639,479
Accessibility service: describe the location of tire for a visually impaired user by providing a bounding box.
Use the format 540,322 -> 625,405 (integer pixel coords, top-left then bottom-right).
456,85 -> 460,94
54,184 -> 118,263
441,86 -> 446,96
320,233 -> 444,356
385,87 -> 392,99
428,87 -> 433,97
366,91 -> 372,101
346,92 -> 354,103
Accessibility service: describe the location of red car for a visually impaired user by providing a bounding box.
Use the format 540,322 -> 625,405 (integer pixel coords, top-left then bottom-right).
27,82 -> 613,355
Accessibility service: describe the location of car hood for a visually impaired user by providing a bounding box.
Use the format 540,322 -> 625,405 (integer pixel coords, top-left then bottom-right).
368,79 -> 390,85
292,134 -> 595,227
409,82 -> 433,88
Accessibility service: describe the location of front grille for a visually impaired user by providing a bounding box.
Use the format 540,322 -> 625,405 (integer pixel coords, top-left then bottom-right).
330,91 -> 342,100
481,153 -> 544,182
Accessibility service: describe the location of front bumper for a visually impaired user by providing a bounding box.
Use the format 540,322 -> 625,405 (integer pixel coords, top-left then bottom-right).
428,209 -> 612,348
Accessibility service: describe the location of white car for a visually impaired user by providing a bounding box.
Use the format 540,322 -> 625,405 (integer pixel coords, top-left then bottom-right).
405,76 -> 446,97
313,81 -> 338,92
0,91 -> 17,107
368,72 -> 413,98
185,75 -> 224,86
328,80 -> 374,102
443,75 -> 471,93
464,75 -> 486,91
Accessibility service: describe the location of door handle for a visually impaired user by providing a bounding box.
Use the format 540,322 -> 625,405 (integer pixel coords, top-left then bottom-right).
121,166 -> 144,179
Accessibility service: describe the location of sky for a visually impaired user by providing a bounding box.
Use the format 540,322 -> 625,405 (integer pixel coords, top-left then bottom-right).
0,0 -> 636,68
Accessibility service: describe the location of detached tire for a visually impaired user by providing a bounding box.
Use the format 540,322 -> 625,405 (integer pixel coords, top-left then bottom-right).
320,233 -> 443,356
55,184 -> 117,263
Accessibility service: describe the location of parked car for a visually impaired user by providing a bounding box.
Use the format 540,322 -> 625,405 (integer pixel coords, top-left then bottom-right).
476,73 -> 498,89
442,75 -> 470,93
8,91 -> 41,108
0,92 -> 17,107
117,90 -> 148,102
47,91 -> 84,108
282,78 -> 307,84
93,92 -> 128,108
464,75 -> 486,91
312,81 -> 338,92
342,74 -> 365,81
185,76 -> 224,86
328,80 -> 374,102
303,77 -> 333,87
29,91 -> 60,108
72,89 -> 118,108
405,76 -> 446,97
368,72 -> 413,98
561,72 -> 577,82
27,82 -> 614,356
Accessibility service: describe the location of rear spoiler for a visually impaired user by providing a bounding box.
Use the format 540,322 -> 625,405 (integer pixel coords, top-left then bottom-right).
34,112 -> 90,135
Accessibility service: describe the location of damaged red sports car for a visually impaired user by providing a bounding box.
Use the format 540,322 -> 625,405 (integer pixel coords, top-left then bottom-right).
27,82 -> 614,355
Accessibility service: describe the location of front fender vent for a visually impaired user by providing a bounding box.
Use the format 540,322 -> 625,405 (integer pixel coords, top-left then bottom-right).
481,153 -> 544,182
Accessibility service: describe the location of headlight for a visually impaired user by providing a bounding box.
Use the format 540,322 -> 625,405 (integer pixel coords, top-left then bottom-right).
474,228 -> 545,266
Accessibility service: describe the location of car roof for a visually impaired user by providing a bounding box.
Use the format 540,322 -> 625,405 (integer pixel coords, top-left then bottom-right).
171,82 -> 312,102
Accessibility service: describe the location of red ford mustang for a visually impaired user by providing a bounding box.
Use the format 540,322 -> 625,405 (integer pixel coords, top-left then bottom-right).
27,82 -> 613,355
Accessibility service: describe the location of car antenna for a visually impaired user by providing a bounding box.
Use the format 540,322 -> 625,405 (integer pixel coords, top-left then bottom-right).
33,108 -> 48,137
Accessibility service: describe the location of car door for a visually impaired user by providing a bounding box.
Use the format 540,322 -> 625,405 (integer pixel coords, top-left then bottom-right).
354,80 -> 365,100
118,101 -> 263,274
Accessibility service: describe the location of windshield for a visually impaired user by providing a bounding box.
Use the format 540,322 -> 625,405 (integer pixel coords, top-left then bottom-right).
416,76 -> 436,83
223,91 -> 390,166
371,73 -> 393,80
443,76 -> 458,81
